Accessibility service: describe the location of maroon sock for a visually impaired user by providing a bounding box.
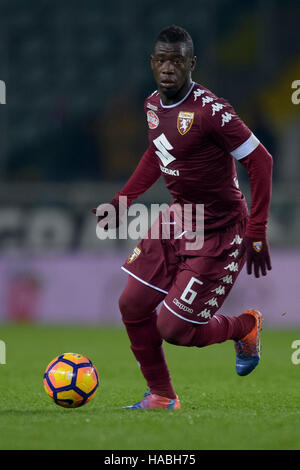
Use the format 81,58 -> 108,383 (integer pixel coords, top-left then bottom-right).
157,304 -> 255,348
119,277 -> 177,399
189,313 -> 256,347
123,312 -> 177,399
231,313 -> 256,341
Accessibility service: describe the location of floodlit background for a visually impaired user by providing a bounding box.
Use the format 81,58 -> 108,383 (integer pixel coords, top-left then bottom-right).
0,0 -> 299,326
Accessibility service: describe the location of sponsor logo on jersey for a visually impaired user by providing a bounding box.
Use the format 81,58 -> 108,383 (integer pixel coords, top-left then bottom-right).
221,111 -> 234,127
147,110 -> 159,129
253,241 -> 263,253
177,111 -> 194,135
219,275 -> 233,284
147,102 -> 158,111
230,235 -> 243,245
211,102 -> 225,116
159,165 -> 179,176
197,308 -> 211,319
205,297 -> 219,308
193,88 -> 205,101
173,298 -> 194,314
224,262 -> 239,272
153,133 -> 176,167
229,249 -> 239,259
202,96 -> 214,107
127,247 -> 141,264
211,285 -> 226,295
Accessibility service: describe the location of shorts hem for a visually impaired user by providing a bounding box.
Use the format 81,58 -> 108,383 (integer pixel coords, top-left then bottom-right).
163,300 -> 209,325
121,266 -> 169,295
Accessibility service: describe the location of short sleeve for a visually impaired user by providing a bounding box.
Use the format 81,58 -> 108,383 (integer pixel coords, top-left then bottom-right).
203,97 -> 260,160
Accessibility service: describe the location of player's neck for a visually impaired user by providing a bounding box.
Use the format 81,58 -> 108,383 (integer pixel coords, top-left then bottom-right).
159,80 -> 194,107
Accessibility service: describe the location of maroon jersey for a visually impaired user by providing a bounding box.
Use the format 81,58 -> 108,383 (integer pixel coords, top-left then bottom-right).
115,81 -> 269,233
143,82 -> 260,230
117,83 -> 272,321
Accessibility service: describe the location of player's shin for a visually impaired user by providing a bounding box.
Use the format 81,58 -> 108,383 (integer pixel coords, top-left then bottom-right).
119,284 -> 177,399
122,314 -> 177,399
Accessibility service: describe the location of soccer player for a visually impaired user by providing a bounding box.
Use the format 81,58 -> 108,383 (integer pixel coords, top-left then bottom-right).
95,25 -> 273,409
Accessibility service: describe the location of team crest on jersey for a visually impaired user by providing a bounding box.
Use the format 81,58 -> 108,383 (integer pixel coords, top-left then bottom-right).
147,110 -> 159,129
177,111 -> 194,135
127,247 -> 141,264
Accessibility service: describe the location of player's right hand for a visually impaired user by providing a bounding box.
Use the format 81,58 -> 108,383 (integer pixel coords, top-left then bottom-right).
92,198 -> 123,230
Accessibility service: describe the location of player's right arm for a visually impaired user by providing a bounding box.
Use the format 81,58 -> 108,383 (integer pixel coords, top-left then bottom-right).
94,146 -> 161,228
114,145 -> 161,207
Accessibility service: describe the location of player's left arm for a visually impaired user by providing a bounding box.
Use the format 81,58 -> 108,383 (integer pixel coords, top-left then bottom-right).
237,143 -> 273,278
204,98 -> 273,278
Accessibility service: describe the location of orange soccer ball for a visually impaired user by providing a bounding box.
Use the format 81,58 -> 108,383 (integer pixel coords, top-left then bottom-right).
43,353 -> 99,408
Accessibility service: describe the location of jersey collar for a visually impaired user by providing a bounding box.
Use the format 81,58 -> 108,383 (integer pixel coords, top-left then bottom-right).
160,82 -> 195,109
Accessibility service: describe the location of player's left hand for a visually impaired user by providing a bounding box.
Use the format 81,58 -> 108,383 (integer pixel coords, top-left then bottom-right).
237,236 -> 272,278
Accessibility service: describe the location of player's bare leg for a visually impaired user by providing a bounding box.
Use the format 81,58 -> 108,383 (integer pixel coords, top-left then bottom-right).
119,276 -> 181,409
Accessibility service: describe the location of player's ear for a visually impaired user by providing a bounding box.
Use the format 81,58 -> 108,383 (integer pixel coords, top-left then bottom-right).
190,55 -> 197,72
150,55 -> 154,70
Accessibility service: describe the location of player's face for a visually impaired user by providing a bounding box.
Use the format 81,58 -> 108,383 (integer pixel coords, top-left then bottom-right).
151,41 -> 196,105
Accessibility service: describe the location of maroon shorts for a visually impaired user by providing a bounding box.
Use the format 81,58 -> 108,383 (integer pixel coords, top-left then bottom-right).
122,216 -> 247,325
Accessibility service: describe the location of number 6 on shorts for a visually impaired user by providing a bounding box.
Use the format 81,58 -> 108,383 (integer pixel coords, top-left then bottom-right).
180,277 -> 203,305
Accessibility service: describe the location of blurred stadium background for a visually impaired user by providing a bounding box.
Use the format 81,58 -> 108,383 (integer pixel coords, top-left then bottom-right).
0,0 -> 299,327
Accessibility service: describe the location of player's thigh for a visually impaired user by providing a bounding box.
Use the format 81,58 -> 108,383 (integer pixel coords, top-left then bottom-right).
160,252 -> 246,326
120,225 -> 179,322
119,275 -> 166,322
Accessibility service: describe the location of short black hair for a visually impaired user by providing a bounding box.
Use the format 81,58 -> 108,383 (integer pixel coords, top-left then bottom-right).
154,25 -> 194,57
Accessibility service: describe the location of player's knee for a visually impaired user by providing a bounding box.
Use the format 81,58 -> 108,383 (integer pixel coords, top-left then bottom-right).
118,291 -> 139,322
119,290 -> 155,323
157,307 -> 194,346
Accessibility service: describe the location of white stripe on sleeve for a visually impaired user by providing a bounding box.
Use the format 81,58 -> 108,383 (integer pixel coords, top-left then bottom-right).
230,133 -> 260,160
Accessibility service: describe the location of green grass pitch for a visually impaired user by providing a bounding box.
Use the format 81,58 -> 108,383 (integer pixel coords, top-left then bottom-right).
0,324 -> 300,450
